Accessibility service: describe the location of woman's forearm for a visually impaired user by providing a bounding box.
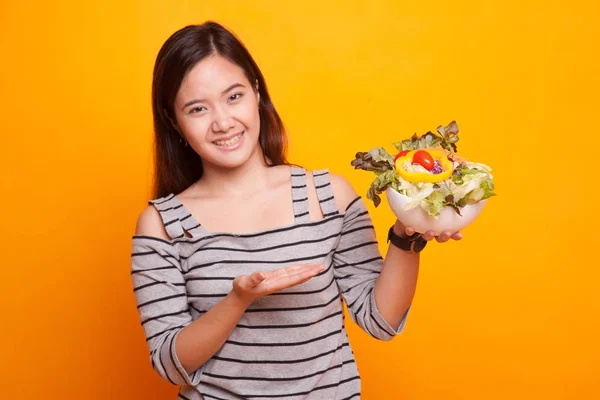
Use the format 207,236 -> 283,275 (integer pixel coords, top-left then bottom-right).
175,291 -> 250,374
373,220 -> 420,330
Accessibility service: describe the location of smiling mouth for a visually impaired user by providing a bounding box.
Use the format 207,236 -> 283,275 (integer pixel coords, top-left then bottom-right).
214,131 -> 244,147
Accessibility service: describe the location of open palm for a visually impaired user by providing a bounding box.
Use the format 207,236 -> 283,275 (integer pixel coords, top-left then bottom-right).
232,263 -> 325,305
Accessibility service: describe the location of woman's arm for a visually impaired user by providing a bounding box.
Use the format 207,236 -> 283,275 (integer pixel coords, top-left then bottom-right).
373,221 -> 419,330
329,174 -> 418,332
133,206 -> 324,377
176,267 -> 324,374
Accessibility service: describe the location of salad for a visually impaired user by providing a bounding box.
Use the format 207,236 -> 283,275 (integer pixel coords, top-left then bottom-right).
350,121 -> 496,217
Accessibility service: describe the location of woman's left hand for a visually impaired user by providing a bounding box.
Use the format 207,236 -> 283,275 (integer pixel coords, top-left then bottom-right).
403,225 -> 463,243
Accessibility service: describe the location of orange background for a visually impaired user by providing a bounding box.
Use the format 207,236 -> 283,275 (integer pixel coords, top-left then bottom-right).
1,1 -> 598,399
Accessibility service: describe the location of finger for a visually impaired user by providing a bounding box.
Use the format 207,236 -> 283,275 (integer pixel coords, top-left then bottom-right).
287,269 -> 323,287
266,265 -> 306,280
249,271 -> 266,287
435,231 -> 452,243
284,264 -> 324,279
405,226 -> 415,236
270,263 -> 320,279
273,264 -> 324,289
423,230 -> 436,241
451,232 -> 463,240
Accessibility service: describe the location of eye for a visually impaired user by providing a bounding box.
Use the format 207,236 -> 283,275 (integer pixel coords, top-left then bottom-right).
189,106 -> 206,114
229,93 -> 243,102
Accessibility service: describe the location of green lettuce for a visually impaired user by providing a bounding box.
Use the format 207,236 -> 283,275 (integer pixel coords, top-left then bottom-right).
366,170 -> 399,207
350,147 -> 395,173
393,121 -> 460,153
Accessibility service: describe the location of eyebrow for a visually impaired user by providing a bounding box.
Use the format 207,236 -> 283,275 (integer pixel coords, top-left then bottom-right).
181,83 -> 246,111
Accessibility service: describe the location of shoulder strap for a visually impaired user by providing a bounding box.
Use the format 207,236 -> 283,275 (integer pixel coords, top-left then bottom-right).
312,169 -> 339,218
169,196 -> 206,238
148,194 -> 186,240
290,166 -> 310,223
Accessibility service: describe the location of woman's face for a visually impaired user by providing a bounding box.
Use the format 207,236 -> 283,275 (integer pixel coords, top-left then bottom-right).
173,54 -> 261,170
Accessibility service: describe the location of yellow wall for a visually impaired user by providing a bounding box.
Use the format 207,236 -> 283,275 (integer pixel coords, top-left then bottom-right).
1,1 -> 598,398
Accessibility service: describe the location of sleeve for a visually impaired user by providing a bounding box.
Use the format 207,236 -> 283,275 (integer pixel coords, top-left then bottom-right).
130,236 -> 203,386
332,197 -> 411,341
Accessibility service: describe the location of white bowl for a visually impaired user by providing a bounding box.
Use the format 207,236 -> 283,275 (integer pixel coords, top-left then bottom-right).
385,187 -> 487,235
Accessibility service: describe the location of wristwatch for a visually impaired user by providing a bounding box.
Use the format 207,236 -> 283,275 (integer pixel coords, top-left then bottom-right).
387,226 -> 428,254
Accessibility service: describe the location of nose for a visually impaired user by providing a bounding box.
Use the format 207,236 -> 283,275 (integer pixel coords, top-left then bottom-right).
211,105 -> 235,133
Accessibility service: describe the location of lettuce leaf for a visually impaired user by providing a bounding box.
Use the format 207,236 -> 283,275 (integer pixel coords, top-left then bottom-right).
366,170 -> 399,207
393,121 -> 460,153
351,147 -> 395,173
420,185 -> 451,216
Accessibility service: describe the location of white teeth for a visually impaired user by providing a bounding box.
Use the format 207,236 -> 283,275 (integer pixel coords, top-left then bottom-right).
215,133 -> 243,147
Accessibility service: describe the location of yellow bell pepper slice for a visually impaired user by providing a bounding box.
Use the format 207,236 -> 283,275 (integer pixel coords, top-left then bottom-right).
395,149 -> 454,183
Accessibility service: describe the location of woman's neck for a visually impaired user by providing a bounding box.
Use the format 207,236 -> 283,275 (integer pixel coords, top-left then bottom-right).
197,150 -> 279,198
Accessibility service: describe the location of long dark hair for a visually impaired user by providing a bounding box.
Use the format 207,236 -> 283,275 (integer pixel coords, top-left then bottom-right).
151,21 -> 289,198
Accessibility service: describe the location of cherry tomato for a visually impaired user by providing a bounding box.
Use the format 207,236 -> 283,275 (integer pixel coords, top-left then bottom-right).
394,149 -> 411,162
412,150 -> 435,171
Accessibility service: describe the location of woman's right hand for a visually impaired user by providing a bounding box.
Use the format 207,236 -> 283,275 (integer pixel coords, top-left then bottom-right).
231,263 -> 325,308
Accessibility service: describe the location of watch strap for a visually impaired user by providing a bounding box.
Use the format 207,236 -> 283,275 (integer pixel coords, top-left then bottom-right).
387,226 -> 428,254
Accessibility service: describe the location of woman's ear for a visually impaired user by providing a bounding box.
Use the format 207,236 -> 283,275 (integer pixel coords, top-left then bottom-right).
255,79 -> 260,103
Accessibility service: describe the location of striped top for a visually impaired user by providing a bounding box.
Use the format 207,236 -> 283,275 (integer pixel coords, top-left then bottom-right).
130,166 -> 410,400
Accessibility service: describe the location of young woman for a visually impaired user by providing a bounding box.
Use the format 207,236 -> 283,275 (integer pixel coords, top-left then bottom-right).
131,21 -> 462,400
